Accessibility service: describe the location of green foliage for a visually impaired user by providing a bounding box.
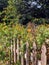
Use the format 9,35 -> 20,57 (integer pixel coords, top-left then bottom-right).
16,61 -> 21,65
0,22 -> 49,64
0,0 -> 49,64
2,0 -> 19,24
36,25 -> 49,49
16,0 -> 49,25
0,0 -> 8,11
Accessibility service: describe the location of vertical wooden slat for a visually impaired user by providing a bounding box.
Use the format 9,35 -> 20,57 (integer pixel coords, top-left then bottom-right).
13,38 -> 16,63
11,40 -> 13,64
17,39 -> 20,61
10,40 -> 13,65
41,43 -> 47,65
21,53 -> 24,65
32,42 -> 37,65
26,42 -> 30,65
20,40 -> 24,65
31,52 -> 34,65
38,60 -> 41,65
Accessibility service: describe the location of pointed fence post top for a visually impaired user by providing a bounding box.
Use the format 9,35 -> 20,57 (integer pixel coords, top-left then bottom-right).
41,43 -> 47,54
45,39 -> 49,43
41,43 -> 47,65
33,41 -> 36,50
26,41 -> 29,47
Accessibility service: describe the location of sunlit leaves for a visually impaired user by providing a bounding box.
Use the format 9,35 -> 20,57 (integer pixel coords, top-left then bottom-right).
0,23 -> 49,47
0,22 -> 49,62
36,25 -> 49,46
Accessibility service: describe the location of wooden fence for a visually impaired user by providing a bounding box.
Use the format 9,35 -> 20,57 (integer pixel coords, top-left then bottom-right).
10,39 -> 48,65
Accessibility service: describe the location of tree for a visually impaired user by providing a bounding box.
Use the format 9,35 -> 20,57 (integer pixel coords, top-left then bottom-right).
16,0 -> 49,25
0,0 -> 8,11
2,0 -> 18,24
0,0 -> 8,22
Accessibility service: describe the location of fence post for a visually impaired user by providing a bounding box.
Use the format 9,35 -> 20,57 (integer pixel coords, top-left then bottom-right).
17,39 -> 20,62
41,43 -> 47,65
31,52 -> 34,65
21,53 -> 24,65
26,42 -> 30,65
32,41 -> 37,65
11,40 -> 13,64
13,38 -> 16,64
38,60 -> 41,65
20,40 -> 24,65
